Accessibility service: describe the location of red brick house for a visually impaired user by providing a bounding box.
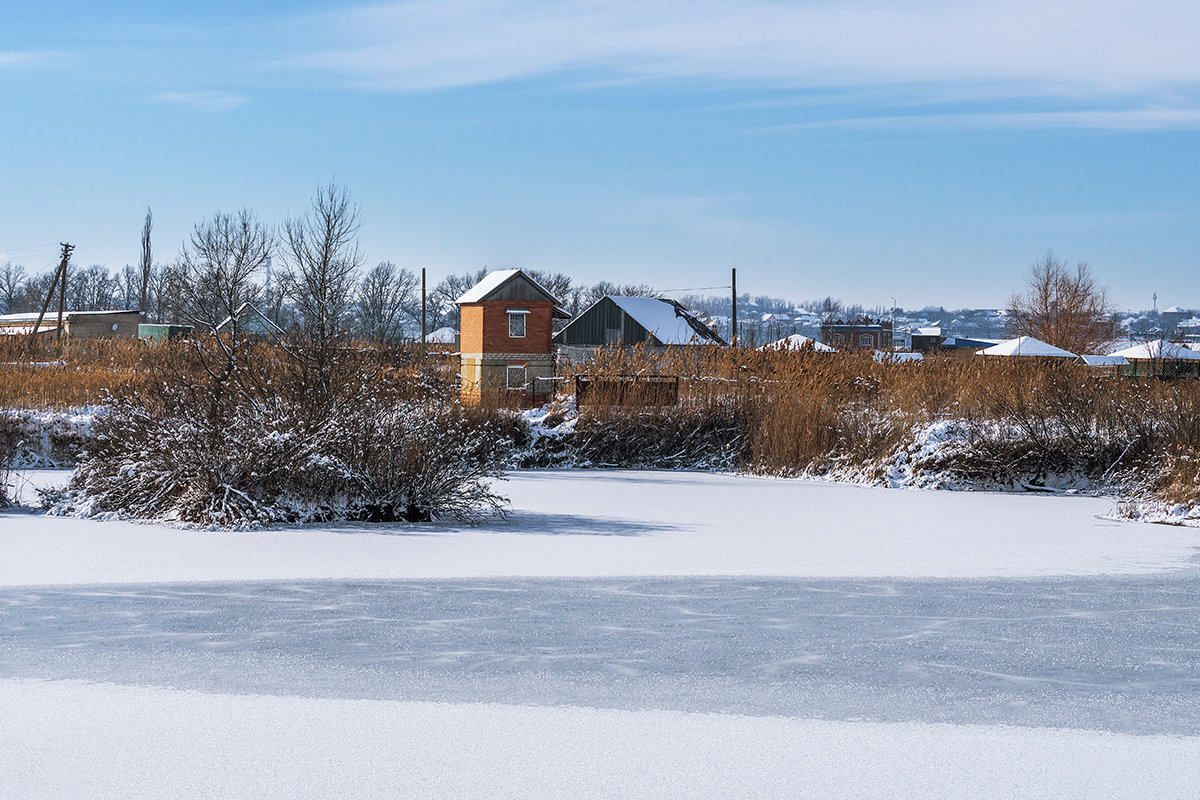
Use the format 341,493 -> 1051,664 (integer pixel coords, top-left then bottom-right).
456,269 -> 565,405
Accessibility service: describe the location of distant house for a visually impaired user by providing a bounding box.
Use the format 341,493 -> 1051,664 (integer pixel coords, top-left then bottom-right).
553,296 -> 726,358
1175,317 -> 1200,341
457,269 -> 567,405
975,336 -> 1077,359
909,327 -> 945,352
214,303 -> 284,339
1162,305 -> 1190,329
424,326 -> 458,346
0,309 -> 139,339
1109,340 -> 1200,379
820,317 -> 893,350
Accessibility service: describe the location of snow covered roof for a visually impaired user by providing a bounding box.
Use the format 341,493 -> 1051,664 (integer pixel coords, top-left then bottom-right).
1078,354 -> 1129,367
455,269 -> 559,305
1109,340 -> 1200,361
761,312 -> 791,322
914,327 -> 943,337
1176,316 -> 1200,329
1162,305 -> 1187,314
874,350 -> 923,363
761,334 -> 835,353
424,326 -> 457,343
0,310 -> 136,322
608,296 -> 724,345
976,336 -> 1077,358
215,303 -> 283,336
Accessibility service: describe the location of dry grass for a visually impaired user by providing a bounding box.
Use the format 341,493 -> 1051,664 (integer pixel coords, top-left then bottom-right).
557,346 -> 1200,489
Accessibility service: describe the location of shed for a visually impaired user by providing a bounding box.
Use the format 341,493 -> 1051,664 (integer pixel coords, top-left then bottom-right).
138,323 -> 194,342
0,309 -> 139,339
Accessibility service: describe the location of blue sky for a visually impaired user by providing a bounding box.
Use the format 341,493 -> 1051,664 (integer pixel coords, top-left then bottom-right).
2,0 -> 1197,309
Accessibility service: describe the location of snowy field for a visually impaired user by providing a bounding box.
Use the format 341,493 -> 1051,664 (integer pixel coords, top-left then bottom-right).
3,469 -> 1200,798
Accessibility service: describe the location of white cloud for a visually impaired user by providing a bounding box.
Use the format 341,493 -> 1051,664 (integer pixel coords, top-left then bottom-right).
152,90 -> 250,112
284,0 -> 1200,100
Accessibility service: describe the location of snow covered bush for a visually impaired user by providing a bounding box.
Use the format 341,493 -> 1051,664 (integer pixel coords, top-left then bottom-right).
0,413 -> 16,507
567,400 -> 751,470
320,398 -> 509,522
46,336 -> 509,528
53,394 -> 339,526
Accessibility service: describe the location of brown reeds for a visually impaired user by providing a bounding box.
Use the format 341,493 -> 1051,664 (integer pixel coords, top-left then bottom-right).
555,345 -> 1200,490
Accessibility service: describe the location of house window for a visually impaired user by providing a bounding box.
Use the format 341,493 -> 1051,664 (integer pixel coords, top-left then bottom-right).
833,334 -> 845,345
508,310 -> 528,338
859,334 -> 874,347
506,365 -> 527,390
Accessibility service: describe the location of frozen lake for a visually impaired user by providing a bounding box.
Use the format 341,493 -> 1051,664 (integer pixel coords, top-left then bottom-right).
3,575 -> 1199,734
4,470 -> 1200,798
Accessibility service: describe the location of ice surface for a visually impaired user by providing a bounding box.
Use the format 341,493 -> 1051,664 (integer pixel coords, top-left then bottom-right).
4,469 -> 1200,798
3,577 -> 1199,733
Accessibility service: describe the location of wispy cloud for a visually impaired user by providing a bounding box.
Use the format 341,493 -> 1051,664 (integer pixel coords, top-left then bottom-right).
768,106 -> 1200,132
152,90 -> 250,112
282,0 -> 1200,101
0,50 -> 69,69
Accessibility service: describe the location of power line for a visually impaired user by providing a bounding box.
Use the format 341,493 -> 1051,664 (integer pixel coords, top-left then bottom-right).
656,284 -> 733,294
0,242 -> 61,256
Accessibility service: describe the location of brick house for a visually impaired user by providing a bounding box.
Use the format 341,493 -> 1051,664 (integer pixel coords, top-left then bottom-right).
820,316 -> 894,350
456,269 -> 566,405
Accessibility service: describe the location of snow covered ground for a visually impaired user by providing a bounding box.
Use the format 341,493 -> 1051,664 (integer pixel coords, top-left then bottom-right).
3,469 -> 1200,798
3,469 -> 1197,584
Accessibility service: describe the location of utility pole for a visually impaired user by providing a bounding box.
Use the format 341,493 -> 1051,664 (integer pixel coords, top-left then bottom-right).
57,250 -> 67,342
27,242 -> 73,351
420,267 -> 427,355
730,267 -> 737,347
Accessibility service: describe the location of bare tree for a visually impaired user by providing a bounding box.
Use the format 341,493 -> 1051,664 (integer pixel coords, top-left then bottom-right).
66,265 -> 118,311
1008,254 -> 1115,353
279,183 -> 364,387
356,261 -> 418,344
178,208 -> 273,333
139,208 -> 153,315
119,264 -> 140,309
0,263 -> 26,314
430,269 -> 488,330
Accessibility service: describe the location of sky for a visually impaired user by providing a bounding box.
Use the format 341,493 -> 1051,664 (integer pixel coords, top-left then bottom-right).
1,0 -> 1197,310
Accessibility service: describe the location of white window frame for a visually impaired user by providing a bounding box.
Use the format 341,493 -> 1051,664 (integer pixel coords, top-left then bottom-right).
506,364 -> 527,390
833,334 -> 845,345
859,334 -> 874,347
507,309 -> 529,338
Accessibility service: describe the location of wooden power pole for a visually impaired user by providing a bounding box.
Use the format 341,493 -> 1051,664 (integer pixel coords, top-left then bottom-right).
27,242 -> 73,351
730,267 -> 738,347
420,267 -> 427,355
